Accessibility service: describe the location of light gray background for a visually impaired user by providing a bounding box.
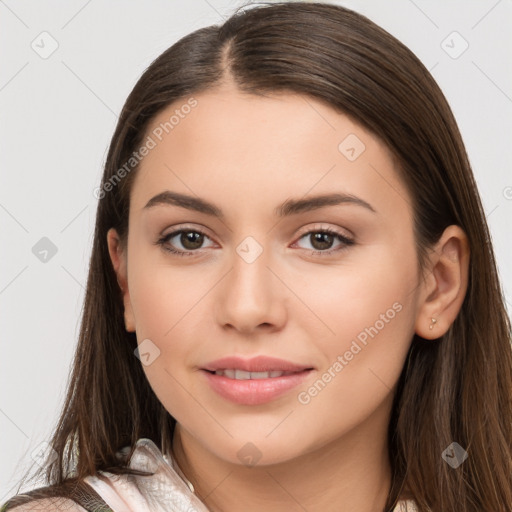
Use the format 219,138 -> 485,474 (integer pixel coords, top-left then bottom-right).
1,0 -> 511,499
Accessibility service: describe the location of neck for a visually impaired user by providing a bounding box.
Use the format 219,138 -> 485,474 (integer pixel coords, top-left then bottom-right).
171,397 -> 394,512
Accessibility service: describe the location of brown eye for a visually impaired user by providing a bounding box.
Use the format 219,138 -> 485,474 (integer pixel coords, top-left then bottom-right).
177,231 -> 204,250
309,232 -> 336,251
295,228 -> 354,256
157,229 -> 214,256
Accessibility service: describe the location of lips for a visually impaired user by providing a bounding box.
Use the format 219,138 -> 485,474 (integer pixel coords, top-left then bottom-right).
213,369 -> 298,379
202,355 -> 314,373
200,355 -> 315,405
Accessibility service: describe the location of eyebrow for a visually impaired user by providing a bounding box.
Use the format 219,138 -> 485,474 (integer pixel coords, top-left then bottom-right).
143,190 -> 377,218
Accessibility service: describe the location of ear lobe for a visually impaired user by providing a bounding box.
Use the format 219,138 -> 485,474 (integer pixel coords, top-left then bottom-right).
106,228 -> 136,332
415,225 -> 470,340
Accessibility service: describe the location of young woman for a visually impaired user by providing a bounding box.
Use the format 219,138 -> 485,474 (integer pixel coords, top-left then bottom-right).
2,2 -> 511,511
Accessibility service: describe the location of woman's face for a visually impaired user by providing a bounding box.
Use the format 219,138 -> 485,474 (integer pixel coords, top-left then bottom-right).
109,85 -> 424,466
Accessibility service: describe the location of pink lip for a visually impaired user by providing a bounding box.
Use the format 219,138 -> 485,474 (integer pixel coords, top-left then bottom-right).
200,356 -> 315,405
201,369 -> 314,405
202,355 -> 313,373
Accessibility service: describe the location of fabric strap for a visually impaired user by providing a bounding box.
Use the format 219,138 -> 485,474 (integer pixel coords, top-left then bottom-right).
68,480 -> 114,511
0,480 -> 113,512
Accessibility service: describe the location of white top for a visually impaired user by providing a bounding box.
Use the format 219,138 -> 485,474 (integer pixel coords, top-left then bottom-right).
83,438 -> 210,512
85,438 -> 419,512
7,438 -> 419,511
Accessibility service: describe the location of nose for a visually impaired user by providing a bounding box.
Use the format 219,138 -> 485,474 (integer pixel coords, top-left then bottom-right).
215,244 -> 287,336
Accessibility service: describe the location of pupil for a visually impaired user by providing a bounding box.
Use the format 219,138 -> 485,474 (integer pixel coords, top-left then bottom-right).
181,231 -> 203,250
311,232 -> 333,250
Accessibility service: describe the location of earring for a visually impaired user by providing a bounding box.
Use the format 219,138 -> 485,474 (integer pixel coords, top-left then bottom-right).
429,317 -> 437,330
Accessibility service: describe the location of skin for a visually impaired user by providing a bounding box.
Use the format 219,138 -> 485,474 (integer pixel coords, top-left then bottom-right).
107,82 -> 469,512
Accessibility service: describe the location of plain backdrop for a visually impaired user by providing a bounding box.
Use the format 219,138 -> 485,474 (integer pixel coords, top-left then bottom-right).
1,0 -> 511,500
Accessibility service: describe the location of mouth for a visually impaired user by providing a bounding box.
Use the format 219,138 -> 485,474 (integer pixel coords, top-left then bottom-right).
200,367 -> 315,405
203,368 -> 313,379
201,355 -> 314,374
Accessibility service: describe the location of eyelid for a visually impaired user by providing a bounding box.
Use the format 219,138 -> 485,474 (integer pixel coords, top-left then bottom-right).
160,223 -> 215,241
160,222 -> 353,242
294,222 -> 354,240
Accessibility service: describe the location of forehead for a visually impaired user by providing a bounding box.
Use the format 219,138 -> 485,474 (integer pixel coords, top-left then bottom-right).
129,86 -> 411,222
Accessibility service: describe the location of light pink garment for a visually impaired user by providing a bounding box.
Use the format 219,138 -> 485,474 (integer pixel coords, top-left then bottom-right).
83,438 -> 418,512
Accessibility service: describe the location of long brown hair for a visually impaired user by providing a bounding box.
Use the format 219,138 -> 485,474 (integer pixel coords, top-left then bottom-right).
3,2 -> 511,511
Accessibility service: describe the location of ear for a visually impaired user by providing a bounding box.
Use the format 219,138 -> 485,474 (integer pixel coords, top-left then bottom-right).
106,228 -> 136,332
415,225 -> 470,339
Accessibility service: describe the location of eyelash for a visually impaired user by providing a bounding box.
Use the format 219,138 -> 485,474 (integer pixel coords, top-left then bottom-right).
156,226 -> 355,258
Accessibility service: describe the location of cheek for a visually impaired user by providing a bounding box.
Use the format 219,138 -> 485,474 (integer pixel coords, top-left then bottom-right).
127,262 -> 200,414
291,241 -> 418,423
128,253 -> 212,339
126,253 -> 218,399
294,236 -> 418,346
